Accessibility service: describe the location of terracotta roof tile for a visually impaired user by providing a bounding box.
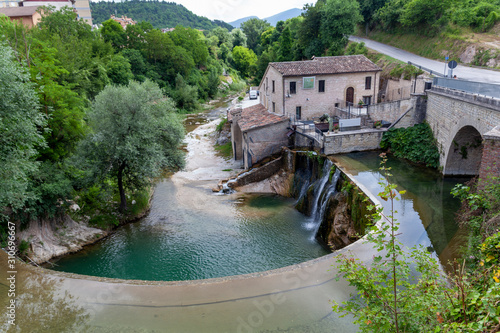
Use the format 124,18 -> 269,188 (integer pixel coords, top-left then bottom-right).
270,55 -> 381,76
231,104 -> 288,132
0,6 -> 40,17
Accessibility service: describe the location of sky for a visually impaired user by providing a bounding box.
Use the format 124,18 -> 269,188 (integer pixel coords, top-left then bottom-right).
169,0 -> 317,23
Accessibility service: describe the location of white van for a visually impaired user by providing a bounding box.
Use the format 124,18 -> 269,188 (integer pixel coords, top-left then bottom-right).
249,90 -> 258,100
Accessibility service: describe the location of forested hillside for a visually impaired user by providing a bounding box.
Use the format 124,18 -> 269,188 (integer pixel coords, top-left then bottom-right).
90,0 -> 233,30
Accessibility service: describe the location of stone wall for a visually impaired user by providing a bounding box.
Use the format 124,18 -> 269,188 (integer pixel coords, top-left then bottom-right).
426,87 -> 500,175
230,108 -> 243,161
293,131 -> 323,151
323,130 -> 385,155
243,120 -> 289,169
479,126 -> 500,181
231,157 -> 284,188
367,94 -> 427,128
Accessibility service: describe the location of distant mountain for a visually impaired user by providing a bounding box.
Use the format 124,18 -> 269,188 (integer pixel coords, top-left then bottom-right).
229,8 -> 303,28
90,1 -> 233,30
264,8 -> 304,26
229,15 -> 258,28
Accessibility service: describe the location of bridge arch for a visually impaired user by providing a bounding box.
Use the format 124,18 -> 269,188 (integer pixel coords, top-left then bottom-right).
443,125 -> 483,176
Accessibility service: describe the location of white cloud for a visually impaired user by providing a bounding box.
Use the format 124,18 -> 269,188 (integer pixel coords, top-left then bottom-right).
173,0 -> 316,22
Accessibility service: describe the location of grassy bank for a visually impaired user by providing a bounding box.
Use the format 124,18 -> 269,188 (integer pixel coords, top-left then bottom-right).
357,24 -> 500,68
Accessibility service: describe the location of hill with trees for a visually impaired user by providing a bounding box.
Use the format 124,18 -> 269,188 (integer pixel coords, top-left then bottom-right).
90,0 -> 233,30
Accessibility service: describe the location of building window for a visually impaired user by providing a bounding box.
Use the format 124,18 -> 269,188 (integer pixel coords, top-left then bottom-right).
365,76 -> 372,90
363,96 -> 372,105
303,77 -> 315,89
290,81 -> 296,94
296,106 -> 302,120
272,80 -> 275,93
266,77 -> 268,92
272,102 -> 276,113
318,80 -> 325,93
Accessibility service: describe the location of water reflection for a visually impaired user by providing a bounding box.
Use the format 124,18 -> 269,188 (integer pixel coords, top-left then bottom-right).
0,253 -> 90,332
332,151 -> 467,269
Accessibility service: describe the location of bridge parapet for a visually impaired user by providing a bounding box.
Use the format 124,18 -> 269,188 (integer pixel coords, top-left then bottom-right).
426,87 -> 500,176
430,86 -> 500,112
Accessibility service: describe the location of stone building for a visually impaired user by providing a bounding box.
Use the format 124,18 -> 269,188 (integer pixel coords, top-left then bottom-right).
229,104 -> 289,169
1,0 -> 93,25
0,5 -> 42,27
258,55 -> 381,120
110,14 -> 136,28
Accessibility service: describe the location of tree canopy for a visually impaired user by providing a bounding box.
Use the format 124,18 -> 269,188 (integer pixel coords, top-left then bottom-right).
90,0 -> 233,30
0,43 -> 46,213
80,80 -> 185,212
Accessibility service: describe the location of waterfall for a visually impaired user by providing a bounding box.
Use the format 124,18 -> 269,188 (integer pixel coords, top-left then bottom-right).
312,169 -> 341,239
304,159 -> 333,230
296,180 -> 310,205
303,161 -> 342,241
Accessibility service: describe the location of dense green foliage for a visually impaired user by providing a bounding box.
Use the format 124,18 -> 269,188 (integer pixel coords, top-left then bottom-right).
0,6 -> 247,248
368,0 -> 500,35
380,123 -> 440,168
77,80 -> 185,212
90,0 -> 232,30
452,176 -> 500,264
0,43 -> 46,215
333,157 -> 500,332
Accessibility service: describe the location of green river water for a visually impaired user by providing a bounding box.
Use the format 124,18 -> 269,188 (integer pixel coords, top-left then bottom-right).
50,151 -> 465,280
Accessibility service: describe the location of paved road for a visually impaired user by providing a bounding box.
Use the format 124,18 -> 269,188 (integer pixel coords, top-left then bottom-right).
350,36 -> 500,84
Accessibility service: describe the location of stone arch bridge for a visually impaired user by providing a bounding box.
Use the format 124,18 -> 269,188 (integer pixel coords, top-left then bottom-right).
426,86 -> 500,178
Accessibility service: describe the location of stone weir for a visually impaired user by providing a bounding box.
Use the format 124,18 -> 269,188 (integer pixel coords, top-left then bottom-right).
217,148 -> 375,250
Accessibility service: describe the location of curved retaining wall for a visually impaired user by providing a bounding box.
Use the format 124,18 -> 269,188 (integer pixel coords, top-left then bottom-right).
1,163 -> 412,333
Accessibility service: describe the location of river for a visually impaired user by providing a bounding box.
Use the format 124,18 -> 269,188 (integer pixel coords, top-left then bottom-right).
0,99 -> 466,332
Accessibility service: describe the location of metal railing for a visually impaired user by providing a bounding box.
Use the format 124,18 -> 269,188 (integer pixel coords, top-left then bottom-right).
335,103 -> 368,118
408,61 -> 445,77
288,114 -> 324,146
432,77 -> 500,99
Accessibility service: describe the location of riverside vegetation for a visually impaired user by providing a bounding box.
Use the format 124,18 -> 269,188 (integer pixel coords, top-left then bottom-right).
0,7 -> 248,253
333,156 -> 500,332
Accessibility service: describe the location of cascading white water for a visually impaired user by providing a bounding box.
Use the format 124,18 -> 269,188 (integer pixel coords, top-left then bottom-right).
304,159 -> 333,230
311,169 -> 341,239
304,162 -> 342,241
296,180 -> 311,205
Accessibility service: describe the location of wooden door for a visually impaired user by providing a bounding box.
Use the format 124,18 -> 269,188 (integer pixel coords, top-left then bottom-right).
346,87 -> 354,106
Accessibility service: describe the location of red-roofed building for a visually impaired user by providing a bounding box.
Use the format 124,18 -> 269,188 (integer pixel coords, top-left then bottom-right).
229,104 -> 289,169
110,14 -> 136,28
258,55 -> 382,120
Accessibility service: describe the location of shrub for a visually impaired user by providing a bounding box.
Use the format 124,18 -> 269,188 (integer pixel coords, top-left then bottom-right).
216,117 -> 228,133
380,123 -> 440,168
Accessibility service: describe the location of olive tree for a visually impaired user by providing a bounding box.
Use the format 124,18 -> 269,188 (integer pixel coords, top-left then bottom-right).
81,80 -> 185,212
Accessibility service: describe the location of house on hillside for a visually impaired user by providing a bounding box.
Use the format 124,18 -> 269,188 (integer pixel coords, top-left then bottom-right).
16,0 -> 92,25
229,104 -> 289,169
110,14 -> 136,28
258,55 -> 382,120
0,6 -> 42,27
